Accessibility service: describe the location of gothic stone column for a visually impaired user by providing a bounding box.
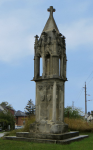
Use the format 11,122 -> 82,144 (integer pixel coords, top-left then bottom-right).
52,81 -> 56,122
60,55 -> 63,78
52,56 -> 59,76
34,56 -> 40,79
60,83 -> 64,122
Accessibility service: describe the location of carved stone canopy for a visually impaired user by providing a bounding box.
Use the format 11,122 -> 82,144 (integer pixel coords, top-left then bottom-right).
33,6 -> 67,82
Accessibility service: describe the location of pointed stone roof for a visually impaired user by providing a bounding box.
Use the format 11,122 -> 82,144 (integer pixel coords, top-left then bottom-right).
42,6 -> 59,33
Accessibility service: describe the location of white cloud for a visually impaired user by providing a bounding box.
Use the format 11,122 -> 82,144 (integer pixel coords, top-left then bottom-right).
0,1 -> 45,63
59,18 -> 93,51
0,16 -> 35,63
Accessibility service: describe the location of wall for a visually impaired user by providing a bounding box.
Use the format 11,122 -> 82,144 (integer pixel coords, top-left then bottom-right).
16,116 -> 28,126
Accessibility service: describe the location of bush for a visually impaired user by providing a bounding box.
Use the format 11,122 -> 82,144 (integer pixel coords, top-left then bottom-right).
6,115 -> 35,136
64,106 -> 83,119
64,117 -> 93,132
22,115 -> 35,132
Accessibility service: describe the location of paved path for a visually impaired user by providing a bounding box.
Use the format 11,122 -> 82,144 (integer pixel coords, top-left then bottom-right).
0,132 -> 5,137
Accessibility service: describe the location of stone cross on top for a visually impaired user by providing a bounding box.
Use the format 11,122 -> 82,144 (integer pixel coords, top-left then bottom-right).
47,6 -> 55,17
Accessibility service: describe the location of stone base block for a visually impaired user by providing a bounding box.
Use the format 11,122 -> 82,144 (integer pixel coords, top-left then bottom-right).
4,133 -> 89,144
16,131 -> 79,140
30,120 -> 68,134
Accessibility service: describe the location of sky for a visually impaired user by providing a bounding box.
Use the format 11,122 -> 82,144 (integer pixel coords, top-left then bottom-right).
0,0 -> 93,114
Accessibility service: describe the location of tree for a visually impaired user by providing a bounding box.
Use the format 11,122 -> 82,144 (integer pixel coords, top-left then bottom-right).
25,99 -> 35,116
64,106 -> 84,119
0,110 -> 15,130
0,101 -> 13,109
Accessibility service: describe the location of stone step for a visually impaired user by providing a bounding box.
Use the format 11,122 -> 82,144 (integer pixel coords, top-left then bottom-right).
57,135 -> 89,144
4,135 -> 88,144
16,131 -> 79,140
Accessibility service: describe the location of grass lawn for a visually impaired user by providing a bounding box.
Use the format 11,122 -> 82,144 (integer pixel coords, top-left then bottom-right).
0,132 -> 93,150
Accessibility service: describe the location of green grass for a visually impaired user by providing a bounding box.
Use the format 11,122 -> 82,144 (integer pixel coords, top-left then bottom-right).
0,131 -> 4,133
0,132 -> 93,150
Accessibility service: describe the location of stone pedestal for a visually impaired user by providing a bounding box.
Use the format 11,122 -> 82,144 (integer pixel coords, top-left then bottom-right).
30,120 -> 68,134
4,131 -> 89,144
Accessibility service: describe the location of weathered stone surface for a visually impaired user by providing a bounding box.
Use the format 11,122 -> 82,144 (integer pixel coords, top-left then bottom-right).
30,120 -> 68,134
33,78 -> 67,133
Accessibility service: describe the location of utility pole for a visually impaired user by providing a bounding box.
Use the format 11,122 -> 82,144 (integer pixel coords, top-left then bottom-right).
83,82 -> 87,118
85,82 -> 87,117
72,101 -> 74,109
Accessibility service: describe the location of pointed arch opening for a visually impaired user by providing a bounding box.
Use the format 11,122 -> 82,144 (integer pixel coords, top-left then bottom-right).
40,57 -> 42,76
45,53 -> 50,76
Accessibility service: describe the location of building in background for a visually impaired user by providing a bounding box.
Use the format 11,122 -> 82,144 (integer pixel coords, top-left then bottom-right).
15,110 -> 28,126
87,111 -> 93,122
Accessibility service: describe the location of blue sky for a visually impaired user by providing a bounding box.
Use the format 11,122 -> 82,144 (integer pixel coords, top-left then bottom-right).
0,0 -> 93,114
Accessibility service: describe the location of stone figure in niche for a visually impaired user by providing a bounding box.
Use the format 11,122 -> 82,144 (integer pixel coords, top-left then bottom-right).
47,94 -> 51,101
41,95 -> 45,101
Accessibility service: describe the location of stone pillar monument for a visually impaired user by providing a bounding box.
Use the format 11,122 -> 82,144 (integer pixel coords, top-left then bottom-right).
31,6 -> 68,134
4,6 -> 88,143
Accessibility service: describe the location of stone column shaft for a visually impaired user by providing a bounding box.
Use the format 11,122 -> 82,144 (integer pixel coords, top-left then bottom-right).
60,56 -> 63,77
42,55 -> 45,78
52,56 -> 59,76
34,56 -> 40,79
63,55 -> 66,78
50,56 -> 52,75
61,88 -> 64,122
52,81 -> 56,122
45,57 -> 50,76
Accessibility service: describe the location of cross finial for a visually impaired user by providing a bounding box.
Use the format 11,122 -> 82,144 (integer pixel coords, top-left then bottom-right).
47,6 -> 55,17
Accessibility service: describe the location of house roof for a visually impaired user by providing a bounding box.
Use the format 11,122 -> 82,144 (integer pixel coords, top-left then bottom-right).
15,110 -> 27,117
1,105 -> 15,111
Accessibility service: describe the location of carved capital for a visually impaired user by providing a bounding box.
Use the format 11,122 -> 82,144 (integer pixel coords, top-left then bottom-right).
38,85 -> 43,90
38,38 -> 42,47
38,83 -> 53,91
36,46 -> 42,57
